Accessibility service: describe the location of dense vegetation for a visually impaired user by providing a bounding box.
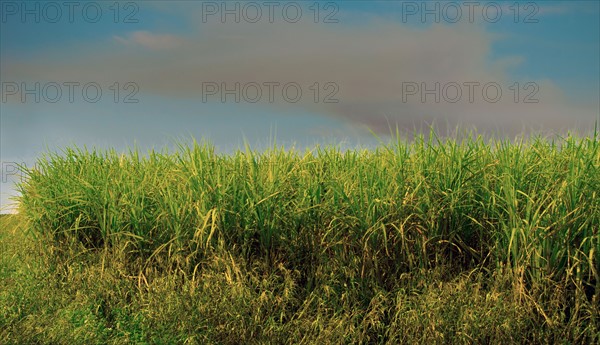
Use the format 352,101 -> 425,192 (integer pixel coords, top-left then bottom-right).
2,131 -> 598,343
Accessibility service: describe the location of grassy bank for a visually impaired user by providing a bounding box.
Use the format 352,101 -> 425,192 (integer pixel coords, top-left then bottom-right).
2,131 -> 599,343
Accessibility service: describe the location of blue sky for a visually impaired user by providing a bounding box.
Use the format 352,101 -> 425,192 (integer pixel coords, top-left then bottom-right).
1,0 -> 599,212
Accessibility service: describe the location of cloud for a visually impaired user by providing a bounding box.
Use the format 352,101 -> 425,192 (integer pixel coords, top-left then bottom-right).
113,31 -> 186,50
3,15 -> 597,136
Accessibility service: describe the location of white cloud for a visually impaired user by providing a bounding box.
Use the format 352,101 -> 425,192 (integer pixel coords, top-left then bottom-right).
113,31 -> 186,50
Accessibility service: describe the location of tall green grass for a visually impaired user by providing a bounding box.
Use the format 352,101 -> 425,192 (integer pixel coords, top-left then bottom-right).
7,130 -> 598,343
17,131 -> 598,300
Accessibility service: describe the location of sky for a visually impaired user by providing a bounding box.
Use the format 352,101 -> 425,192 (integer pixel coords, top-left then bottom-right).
1,0 -> 599,212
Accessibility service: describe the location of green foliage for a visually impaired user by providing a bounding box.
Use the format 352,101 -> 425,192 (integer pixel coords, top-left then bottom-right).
3,130 -> 599,343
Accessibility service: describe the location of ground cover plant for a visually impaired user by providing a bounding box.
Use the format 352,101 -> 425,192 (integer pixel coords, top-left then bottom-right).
2,130 -> 598,344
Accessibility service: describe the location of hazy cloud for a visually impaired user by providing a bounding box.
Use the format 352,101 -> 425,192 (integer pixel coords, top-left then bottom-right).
3,14 -> 596,135
113,31 -> 186,50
